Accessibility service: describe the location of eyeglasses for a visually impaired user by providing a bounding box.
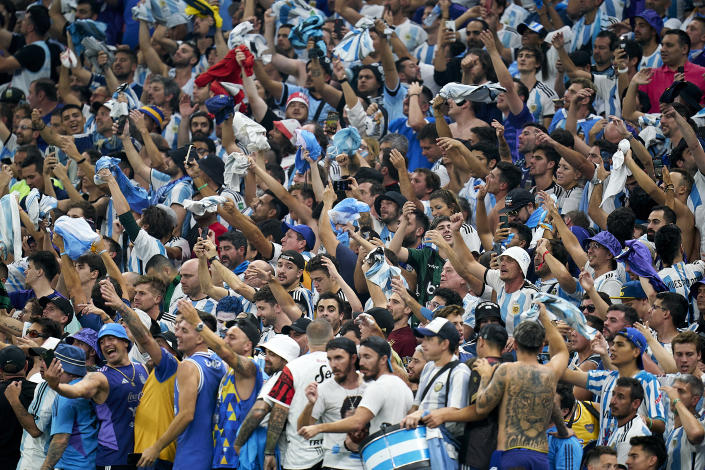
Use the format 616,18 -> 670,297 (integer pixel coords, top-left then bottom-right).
580,304 -> 596,313
14,125 -> 31,131
26,329 -> 47,339
651,304 -> 668,312
194,147 -> 209,155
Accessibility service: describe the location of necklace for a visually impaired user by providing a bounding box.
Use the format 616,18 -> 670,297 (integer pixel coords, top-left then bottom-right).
107,363 -> 136,387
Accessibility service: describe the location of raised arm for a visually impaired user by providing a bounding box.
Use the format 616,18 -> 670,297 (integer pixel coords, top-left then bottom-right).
670,105 -> 705,175
375,20 -> 400,91
116,120 -> 152,186
622,68 -> 652,123
480,30 -> 523,115
551,33 -> 590,79
218,199 -> 274,260
237,50 -> 269,122
250,158 -> 314,224
309,57 -> 343,109
578,270 -> 609,319
474,360 -> 508,415
52,235 -> 88,305
538,239 -> 577,294
317,184 -> 340,256
536,131 -> 594,179
546,196 -> 588,267
139,19 -> 168,76
539,303 -> 570,373
253,60 -> 284,103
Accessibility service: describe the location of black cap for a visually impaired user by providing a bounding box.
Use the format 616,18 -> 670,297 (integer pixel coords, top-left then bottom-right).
0,87 -> 25,104
197,156 -> 225,188
282,317 -> 312,335
474,301 -> 505,327
39,296 -> 74,323
500,188 -> 535,214
168,146 -> 190,174
374,191 -> 407,215
478,323 -> 509,349
365,307 -> 395,337
227,317 -> 261,347
280,250 -> 306,270
154,330 -> 182,360
660,80 -> 702,105
0,345 -> 26,373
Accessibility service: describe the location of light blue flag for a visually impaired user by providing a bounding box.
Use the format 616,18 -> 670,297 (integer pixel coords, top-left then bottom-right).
0,194 -> 22,262
293,129 -> 322,174
520,292 -> 598,340
67,20 -> 107,56
54,215 -> 100,260
289,14 -> 326,52
95,156 -> 150,213
364,247 -> 402,298
333,18 -> 375,62
332,127 -> 361,157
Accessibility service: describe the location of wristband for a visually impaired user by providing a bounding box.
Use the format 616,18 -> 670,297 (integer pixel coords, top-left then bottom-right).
97,249 -> 107,255
617,67 -> 628,74
76,158 -> 86,165
197,183 -> 208,191
208,255 -> 219,263
542,251 -> 550,260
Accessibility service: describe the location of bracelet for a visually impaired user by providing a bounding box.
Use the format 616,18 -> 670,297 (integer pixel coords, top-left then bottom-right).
542,251 -> 550,260
665,184 -> 675,192
76,158 -> 86,165
97,249 -> 107,255
617,67 -> 628,74
197,183 -> 208,191
208,255 -> 219,263
647,416 -> 653,429
672,398 -> 680,409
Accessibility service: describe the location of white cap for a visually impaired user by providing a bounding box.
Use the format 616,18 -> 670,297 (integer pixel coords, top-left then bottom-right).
500,246 -> 531,277
259,334 -> 300,363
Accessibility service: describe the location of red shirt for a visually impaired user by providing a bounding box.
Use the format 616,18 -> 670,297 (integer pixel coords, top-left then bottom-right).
388,326 -> 417,360
640,61 -> 705,113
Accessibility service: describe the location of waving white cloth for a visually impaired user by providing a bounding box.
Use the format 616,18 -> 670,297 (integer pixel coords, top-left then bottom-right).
183,196 -> 227,216
223,152 -> 250,191
438,82 -> 507,104
0,194 -> 22,262
25,188 -> 40,230
232,112 -> 270,152
601,139 -> 632,208
333,18 -> 375,62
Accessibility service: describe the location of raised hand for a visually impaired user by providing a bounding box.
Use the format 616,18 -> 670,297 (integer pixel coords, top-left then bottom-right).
304,382 -> 318,404
632,68 -> 654,86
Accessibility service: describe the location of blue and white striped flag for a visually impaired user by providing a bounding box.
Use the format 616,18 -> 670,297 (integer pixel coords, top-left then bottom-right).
54,215 -> 100,260
520,292 -> 598,340
0,194 -> 22,262
271,0 -> 316,26
333,18 -> 375,62
439,82 -> 507,104
364,247 -> 402,298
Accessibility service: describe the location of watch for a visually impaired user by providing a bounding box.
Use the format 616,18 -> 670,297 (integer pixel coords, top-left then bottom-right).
195,321 -> 205,332
208,255 -> 219,263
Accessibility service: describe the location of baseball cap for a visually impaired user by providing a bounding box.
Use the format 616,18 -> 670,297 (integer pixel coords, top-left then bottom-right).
282,317 -> 312,335
414,317 -> 460,344
584,231 -> 622,258
259,334 -> 301,362
286,91 -> 309,109
282,222 -> 316,251
228,317 -> 261,347
279,250 -> 306,270
0,345 -> 26,373
197,156 -> 225,188
54,343 -> 87,377
500,246 -> 531,277
373,191 -> 407,216
632,9 -> 664,35
273,119 -> 301,146
0,87 -> 25,104
478,323 -> 509,348
365,307 -> 395,337
500,188 -> 535,214
517,21 -> 547,38
474,301 -> 505,327
39,296 -> 74,323
154,330 -> 182,360
610,280 -> 647,300
615,327 -> 647,369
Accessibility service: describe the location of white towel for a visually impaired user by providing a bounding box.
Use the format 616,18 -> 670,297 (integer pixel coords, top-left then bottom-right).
0,194 -> 22,262
601,139 -> 631,208
183,196 -> 227,216
223,152 -> 250,191
232,112 -> 270,153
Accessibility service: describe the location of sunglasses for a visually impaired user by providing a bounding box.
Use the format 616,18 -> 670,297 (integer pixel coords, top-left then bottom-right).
580,304 -> 596,313
26,329 -> 48,339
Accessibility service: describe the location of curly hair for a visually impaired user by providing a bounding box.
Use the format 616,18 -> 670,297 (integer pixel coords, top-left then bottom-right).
141,205 -> 175,240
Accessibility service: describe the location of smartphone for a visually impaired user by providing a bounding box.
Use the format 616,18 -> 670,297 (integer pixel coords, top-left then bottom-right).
445,20 -> 456,32
115,115 -> 127,135
41,349 -> 54,369
677,66 -> 684,76
127,453 -> 142,466
185,144 -> 197,164
333,179 -> 351,192
325,111 -> 339,134
499,214 -> 508,229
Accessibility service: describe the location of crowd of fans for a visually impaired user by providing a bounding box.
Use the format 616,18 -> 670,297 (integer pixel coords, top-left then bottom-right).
2,0 -> 705,469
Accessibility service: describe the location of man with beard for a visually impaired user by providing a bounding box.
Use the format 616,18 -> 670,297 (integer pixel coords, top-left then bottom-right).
167,259 -> 218,319
373,191 -> 406,245
605,378 -> 651,463
407,345 -> 428,396
298,337 -> 367,469
299,335 -> 413,437
253,286 -> 293,343
645,205 -> 676,245
534,238 -> 581,303
217,231 -> 249,277
45,323 -> 149,468
603,305 -> 640,342
315,293 -> 351,337
656,225 -> 705,317
306,255 -> 361,312
131,275 -> 166,324
107,49 -> 141,96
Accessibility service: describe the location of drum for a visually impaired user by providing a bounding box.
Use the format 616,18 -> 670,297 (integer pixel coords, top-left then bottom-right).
359,424 -> 431,470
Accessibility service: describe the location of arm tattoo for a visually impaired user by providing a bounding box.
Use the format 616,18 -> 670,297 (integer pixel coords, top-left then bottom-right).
119,304 -> 149,343
42,433 -> 70,470
233,400 -> 270,448
502,368 -> 554,451
265,403 -> 289,454
475,364 -> 507,414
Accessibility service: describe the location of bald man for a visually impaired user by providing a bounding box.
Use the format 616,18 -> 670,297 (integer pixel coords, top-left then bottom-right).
166,259 -> 218,321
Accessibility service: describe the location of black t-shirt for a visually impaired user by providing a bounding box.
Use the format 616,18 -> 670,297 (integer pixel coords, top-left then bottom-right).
12,41 -> 61,82
0,377 -> 37,468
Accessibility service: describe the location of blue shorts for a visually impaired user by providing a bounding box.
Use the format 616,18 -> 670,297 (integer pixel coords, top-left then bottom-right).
499,448 -> 549,470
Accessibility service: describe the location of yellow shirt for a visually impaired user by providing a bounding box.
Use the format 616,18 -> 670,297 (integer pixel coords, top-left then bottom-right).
566,401 -> 600,447
134,354 -> 179,461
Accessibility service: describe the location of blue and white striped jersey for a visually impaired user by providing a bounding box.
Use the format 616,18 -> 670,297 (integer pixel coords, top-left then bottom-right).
659,261 -> 705,306
127,229 -> 167,274
571,10 -> 608,53
587,369 -> 665,446
665,415 -> 705,470
526,81 -> 558,124
290,285 -> 315,319
484,269 -> 538,336
640,46 -> 663,70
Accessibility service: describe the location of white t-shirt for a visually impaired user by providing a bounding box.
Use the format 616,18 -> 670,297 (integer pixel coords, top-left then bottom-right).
358,373 -> 413,434
16,381 -> 57,470
311,375 -> 367,470
265,351 -> 331,469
